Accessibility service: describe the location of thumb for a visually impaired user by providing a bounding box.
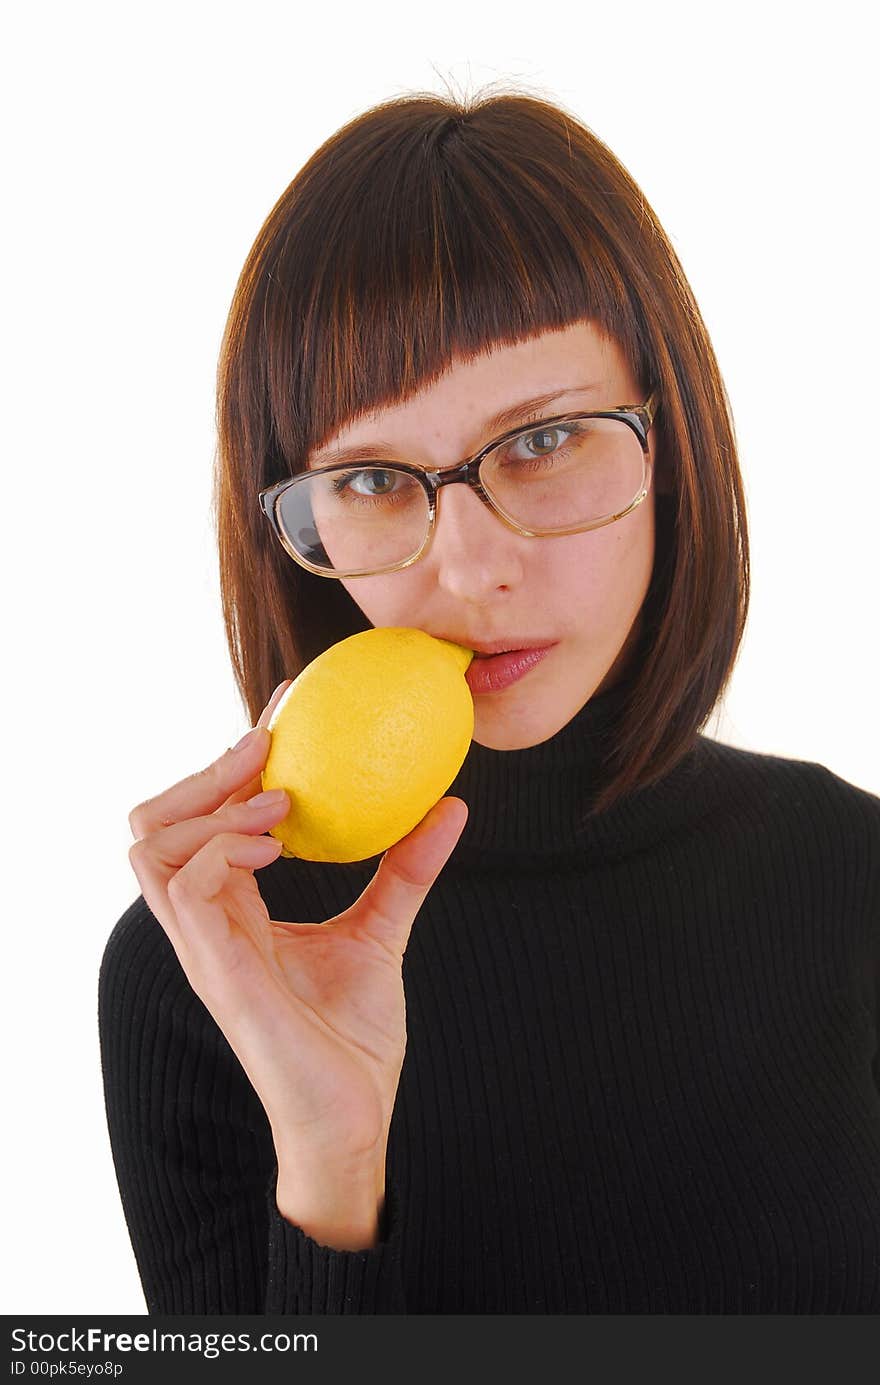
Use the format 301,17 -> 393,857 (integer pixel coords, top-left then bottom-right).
347,796 -> 469,958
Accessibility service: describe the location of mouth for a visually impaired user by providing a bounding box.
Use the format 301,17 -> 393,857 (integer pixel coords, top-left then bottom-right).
462,642 -> 558,694
436,637 -> 557,658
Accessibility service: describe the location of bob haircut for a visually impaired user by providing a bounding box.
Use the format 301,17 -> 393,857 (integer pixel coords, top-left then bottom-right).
214,87 -> 749,819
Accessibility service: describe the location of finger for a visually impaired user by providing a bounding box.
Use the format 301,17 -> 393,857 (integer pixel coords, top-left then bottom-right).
128,681 -> 293,840
258,678 -> 294,730
226,679 -> 295,808
165,830 -> 283,991
129,726 -> 273,840
344,797 -> 468,959
129,789 -> 291,896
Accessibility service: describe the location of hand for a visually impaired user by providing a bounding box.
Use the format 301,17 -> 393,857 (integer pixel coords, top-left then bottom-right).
127,682 -> 468,1228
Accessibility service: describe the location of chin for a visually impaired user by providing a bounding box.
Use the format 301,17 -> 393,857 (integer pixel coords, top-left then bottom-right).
469,654 -> 611,750
472,730 -> 557,751
471,700 -> 572,751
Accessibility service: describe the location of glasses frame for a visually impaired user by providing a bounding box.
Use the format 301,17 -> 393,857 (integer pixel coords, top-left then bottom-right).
259,389 -> 660,579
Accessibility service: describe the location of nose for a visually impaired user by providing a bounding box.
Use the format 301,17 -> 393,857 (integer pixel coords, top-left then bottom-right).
427,480 -> 525,600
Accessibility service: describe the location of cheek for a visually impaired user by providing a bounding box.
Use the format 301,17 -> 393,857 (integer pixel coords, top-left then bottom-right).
548,509 -> 655,616
340,574 -> 420,626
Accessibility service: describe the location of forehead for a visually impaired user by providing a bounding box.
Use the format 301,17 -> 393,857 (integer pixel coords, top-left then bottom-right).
311,321 -> 632,463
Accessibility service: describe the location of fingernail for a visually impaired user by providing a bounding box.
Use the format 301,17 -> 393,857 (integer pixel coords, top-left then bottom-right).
231,727 -> 261,753
246,789 -> 288,809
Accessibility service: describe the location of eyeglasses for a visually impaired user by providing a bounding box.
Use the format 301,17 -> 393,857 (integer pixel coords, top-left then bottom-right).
259,390 -> 659,579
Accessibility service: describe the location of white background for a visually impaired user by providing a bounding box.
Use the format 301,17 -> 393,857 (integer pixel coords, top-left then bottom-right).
2,0 -> 877,1314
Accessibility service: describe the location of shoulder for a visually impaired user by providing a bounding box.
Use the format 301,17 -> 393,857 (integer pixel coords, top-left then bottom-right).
700,733 -> 879,812
99,895 -> 175,1008
697,734 -> 880,860
98,896 -> 208,1060
97,859 -> 334,1051
98,895 -> 270,1141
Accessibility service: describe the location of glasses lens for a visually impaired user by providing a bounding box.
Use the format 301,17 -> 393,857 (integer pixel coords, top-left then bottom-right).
275,467 -> 430,575
481,417 -> 646,530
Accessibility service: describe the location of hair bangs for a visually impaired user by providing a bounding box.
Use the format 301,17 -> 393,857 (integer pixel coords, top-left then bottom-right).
260,98 -> 650,474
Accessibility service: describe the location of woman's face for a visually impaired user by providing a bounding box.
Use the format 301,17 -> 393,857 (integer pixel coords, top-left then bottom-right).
311,320 -> 658,750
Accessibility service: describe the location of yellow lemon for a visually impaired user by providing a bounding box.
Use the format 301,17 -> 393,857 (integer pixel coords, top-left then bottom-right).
261,627 -> 474,863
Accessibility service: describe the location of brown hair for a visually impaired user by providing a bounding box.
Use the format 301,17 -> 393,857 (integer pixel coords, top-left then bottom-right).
214,86 -> 749,816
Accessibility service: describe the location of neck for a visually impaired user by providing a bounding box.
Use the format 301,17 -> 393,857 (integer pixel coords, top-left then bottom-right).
448,682 -> 709,864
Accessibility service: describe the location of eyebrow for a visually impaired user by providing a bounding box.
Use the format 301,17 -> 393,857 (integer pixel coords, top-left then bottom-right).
309,382 -> 604,468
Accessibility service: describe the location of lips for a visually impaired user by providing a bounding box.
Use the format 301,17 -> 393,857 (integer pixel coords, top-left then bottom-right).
463,644 -> 557,694
435,636 -> 556,657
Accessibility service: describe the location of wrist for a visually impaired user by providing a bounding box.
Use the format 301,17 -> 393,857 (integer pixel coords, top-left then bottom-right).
274,1154 -> 387,1251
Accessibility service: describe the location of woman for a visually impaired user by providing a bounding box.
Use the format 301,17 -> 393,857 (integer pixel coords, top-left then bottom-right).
99,88 -> 880,1314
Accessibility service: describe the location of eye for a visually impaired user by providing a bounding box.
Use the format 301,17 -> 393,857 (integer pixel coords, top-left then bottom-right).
346,468 -> 401,496
500,421 -> 583,465
330,467 -> 404,498
328,467 -> 422,506
523,427 -> 566,456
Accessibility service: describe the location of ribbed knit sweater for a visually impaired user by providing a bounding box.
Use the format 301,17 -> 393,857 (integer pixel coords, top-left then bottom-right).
98,687 -> 880,1313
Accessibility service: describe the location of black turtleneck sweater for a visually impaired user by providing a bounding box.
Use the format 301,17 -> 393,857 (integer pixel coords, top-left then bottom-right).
98,688 -> 880,1313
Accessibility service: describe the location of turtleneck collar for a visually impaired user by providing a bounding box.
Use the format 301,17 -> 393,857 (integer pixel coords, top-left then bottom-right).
447,680 -> 714,866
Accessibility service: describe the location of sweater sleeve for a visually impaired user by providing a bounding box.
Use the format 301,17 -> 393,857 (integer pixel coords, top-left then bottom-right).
98,895 -> 406,1313
873,952 -> 880,1098
265,1168 -> 405,1312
